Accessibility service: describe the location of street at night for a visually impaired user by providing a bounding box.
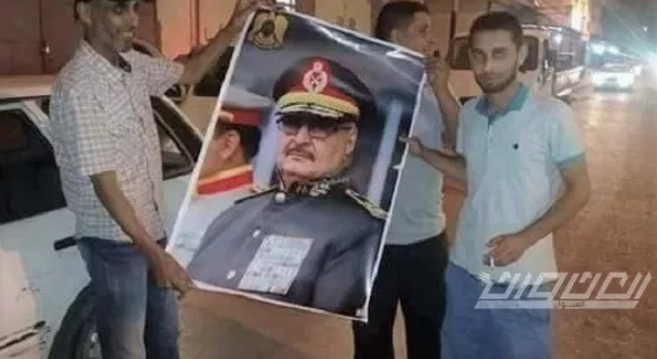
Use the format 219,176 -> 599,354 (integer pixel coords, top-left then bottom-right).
552,73 -> 657,359
177,72 -> 657,359
3,1 -> 657,359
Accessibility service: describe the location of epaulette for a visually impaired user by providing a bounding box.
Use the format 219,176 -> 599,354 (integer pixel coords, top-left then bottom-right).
235,184 -> 276,204
344,189 -> 388,220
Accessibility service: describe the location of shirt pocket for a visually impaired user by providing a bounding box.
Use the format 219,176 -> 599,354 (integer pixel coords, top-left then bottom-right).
496,130 -> 549,186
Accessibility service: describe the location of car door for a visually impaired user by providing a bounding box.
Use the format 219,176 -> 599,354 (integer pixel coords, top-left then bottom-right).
0,98 -> 85,359
150,96 -> 201,237
0,95 -> 200,359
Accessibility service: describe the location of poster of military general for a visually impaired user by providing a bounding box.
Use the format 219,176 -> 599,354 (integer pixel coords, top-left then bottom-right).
167,7 -> 427,321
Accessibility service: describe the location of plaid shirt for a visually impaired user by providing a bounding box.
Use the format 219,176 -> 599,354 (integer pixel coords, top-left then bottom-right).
49,41 -> 184,243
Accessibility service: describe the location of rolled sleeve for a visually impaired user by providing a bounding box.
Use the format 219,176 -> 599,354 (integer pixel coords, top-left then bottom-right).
127,51 -> 184,96
549,104 -> 586,169
58,90 -> 117,176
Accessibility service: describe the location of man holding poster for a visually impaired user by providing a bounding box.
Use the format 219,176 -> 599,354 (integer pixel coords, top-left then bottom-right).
48,0 -> 272,358
352,2 -> 461,359
403,11 -> 590,359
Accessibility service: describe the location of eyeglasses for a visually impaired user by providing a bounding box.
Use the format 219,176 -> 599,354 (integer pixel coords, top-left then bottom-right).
276,115 -> 355,139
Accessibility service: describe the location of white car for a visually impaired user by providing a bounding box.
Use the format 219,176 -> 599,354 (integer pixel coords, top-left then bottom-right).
592,63 -> 637,91
0,75 -> 201,359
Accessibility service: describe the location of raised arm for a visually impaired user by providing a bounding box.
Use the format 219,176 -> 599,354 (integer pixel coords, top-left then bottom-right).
178,0 -> 274,85
401,136 -> 467,182
426,56 -> 461,149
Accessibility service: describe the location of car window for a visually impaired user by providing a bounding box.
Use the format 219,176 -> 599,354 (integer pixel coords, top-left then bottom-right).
150,97 -> 197,179
0,108 -> 66,224
522,37 -> 539,71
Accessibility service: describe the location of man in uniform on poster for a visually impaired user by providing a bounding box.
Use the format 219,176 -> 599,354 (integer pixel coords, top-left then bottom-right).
186,57 -> 387,318
171,89 -> 271,266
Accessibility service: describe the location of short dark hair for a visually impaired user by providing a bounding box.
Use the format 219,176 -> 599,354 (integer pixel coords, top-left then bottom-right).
73,0 -> 151,20
215,123 -> 261,160
468,11 -> 523,48
374,1 -> 429,41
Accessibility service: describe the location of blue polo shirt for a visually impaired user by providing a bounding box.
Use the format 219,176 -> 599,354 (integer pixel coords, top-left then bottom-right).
452,83 -> 586,284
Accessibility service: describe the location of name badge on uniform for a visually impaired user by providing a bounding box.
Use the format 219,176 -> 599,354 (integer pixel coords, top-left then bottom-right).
237,234 -> 313,295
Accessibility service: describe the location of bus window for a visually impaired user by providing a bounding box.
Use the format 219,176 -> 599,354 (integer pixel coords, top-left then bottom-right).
449,37 -> 470,70
520,37 -> 539,72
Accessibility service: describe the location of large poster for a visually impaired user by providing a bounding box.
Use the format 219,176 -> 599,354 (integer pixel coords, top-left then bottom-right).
167,7 -> 426,321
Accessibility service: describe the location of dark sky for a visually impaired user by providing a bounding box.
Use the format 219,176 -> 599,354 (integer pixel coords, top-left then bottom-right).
600,0 -> 656,54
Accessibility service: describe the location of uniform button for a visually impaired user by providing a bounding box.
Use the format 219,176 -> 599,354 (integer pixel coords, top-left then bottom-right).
227,270 -> 236,279
252,229 -> 261,238
275,192 -> 286,203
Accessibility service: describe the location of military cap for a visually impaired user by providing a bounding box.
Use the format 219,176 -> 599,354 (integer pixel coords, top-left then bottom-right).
219,86 -> 273,127
271,57 -> 375,122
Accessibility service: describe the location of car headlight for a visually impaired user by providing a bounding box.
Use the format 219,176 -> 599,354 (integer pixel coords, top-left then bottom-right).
619,74 -> 635,87
592,73 -> 605,85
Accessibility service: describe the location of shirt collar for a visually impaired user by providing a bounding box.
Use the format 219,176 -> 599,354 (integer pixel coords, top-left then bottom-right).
475,83 -> 529,119
78,40 -> 132,84
196,165 -> 254,195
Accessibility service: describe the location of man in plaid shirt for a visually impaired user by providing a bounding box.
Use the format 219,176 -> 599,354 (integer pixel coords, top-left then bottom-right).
49,0 -> 272,358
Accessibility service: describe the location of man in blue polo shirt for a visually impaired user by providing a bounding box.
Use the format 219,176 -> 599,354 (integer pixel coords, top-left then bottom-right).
402,11 -> 591,359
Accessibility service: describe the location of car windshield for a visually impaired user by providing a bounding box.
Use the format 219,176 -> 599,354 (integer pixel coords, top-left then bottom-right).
449,35 -> 539,71
600,63 -> 632,72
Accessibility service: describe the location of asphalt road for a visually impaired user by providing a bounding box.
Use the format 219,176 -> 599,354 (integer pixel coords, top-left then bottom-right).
551,73 -> 657,359
178,73 -> 657,359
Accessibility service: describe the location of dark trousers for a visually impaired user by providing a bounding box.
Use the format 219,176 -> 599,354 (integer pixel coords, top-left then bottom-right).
77,237 -> 180,359
352,232 -> 448,359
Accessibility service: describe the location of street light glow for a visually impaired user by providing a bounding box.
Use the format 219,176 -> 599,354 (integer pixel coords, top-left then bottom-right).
591,43 -> 605,55
553,33 -> 563,44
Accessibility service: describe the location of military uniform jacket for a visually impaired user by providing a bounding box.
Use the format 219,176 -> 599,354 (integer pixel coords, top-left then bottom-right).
186,181 -> 386,317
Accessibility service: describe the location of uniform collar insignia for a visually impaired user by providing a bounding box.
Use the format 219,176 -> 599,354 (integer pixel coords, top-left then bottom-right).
284,176 -> 351,197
